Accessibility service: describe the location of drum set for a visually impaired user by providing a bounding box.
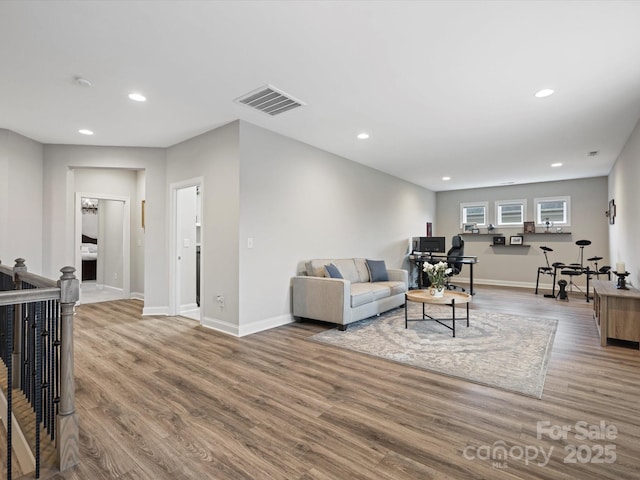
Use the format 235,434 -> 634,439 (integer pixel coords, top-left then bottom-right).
534,240 -> 611,302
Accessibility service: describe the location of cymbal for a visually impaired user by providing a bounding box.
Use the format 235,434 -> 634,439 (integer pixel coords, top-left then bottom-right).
576,239 -> 592,246
588,256 -> 603,261
540,246 -> 553,252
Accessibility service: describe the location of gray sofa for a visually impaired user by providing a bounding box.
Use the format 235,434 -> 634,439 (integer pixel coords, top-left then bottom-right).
292,258 -> 408,330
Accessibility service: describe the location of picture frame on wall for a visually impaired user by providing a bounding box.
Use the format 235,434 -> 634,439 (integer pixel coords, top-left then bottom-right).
463,223 -> 476,233
510,235 -> 523,245
524,221 -> 535,234
493,236 -> 505,245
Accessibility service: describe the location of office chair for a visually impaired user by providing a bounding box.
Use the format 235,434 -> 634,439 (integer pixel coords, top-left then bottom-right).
446,235 -> 466,291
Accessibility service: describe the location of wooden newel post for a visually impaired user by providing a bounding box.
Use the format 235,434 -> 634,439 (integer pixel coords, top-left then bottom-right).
12,258 -> 28,385
57,266 -> 80,471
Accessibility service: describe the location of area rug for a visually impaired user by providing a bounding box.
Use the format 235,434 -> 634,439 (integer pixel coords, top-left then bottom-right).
307,304 -> 558,398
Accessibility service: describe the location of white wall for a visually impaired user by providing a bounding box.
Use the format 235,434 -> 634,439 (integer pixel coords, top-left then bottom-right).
99,199 -> 125,290
237,121 -> 436,335
609,118 -> 640,286
0,129 -> 44,272
436,177 -> 609,290
42,145 -> 166,310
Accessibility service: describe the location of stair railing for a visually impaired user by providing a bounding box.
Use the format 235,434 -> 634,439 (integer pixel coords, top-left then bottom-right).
0,258 -> 79,479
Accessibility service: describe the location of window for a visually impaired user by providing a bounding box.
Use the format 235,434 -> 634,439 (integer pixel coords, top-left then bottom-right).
460,202 -> 488,227
535,196 -> 570,226
495,199 -> 526,226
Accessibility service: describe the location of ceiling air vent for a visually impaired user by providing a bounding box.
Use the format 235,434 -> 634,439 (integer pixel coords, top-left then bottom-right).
235,85 -> 305,116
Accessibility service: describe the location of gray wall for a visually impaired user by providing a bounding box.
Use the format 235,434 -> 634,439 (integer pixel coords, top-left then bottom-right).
436,177 -> 609,290
166,121 -> 241,331
609,118 -> 640,286
238,121 -> 436,335
0,129 -> 43,271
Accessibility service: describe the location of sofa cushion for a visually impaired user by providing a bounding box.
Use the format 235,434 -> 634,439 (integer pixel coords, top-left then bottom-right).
306,259 -> 334,277
375,280 -> 407,296
368,283 -> 393,300
350,283 -> 375,307
334,259 -> 360,283
324,263 -> 343,279
366,259 -> 389,282
353,258 -> 371,283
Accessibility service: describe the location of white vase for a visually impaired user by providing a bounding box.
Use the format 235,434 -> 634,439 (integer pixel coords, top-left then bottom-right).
430,286 -> 444,298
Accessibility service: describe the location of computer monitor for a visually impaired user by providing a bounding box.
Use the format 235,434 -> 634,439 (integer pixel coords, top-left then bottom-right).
418,236 -> 446,253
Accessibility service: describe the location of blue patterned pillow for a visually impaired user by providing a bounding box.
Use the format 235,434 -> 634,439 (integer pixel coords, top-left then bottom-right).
366,259 -> 389,282
324,263 -> 343,279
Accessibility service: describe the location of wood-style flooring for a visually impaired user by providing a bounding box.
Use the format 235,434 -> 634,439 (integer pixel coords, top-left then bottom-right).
8,285 -> 640,479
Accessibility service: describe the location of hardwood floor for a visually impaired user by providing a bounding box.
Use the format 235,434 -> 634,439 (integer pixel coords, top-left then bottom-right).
17,286 -> 640,479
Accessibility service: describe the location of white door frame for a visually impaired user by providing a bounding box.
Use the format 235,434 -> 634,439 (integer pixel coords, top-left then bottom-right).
74,192 -> 131,297
169,177 -> 204,317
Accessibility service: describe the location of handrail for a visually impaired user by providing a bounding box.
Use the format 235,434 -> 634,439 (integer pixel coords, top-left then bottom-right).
0,288 -> 61,306
0,258 -> 79,479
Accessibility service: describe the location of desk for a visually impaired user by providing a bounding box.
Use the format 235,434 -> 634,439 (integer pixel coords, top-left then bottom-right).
410,253 -> 479,295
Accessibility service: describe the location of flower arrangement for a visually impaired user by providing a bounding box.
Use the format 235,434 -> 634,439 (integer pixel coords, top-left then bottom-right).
423,261 -> 451,291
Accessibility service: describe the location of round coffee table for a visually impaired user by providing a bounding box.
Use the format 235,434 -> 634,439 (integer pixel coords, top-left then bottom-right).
404,290 -> 472,337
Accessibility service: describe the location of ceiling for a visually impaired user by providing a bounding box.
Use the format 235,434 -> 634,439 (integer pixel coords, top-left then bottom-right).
2,1 -> 640,192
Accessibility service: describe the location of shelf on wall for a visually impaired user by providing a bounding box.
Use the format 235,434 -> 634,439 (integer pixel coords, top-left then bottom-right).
522,232 -> 571,235
490,244 -> 531,248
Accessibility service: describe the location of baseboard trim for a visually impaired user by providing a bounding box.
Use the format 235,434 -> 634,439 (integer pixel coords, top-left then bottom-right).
142,305 -> 169,316
130,292 -> 144,301
180,303 -> 199,315
239,313 -> 295,337
200,313 -> 295,337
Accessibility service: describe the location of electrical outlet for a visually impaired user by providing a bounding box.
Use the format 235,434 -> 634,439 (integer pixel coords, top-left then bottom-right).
247,237 -> 254,249
114,272 -> 118,280
216,295 -> 225,309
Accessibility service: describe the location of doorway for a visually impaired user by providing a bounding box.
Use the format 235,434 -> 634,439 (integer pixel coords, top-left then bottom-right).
169,179 -> 203,320
75,193 -> 131,304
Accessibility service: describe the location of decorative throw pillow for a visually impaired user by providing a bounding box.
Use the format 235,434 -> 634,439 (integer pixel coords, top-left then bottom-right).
366,259 -> 389,282
324,263 -> 344,279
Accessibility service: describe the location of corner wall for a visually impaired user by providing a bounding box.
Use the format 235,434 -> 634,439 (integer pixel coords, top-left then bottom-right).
166,122 -> 241,333
42,145 -> 166,309
436,177 -> 609,290
609,118 -> 640,286
238,121 -> 436,335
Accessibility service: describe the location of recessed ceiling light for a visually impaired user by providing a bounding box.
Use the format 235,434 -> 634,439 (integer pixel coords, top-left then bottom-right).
78,129 -> 94,135
357,133 -> 369,140
128,92 -> 147,102
551,162 -> 562,167
442,176 -> 451,181
535,88 -> 555,98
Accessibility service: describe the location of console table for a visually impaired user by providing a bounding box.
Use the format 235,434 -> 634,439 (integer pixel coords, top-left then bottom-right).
592,280 -> 640,348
